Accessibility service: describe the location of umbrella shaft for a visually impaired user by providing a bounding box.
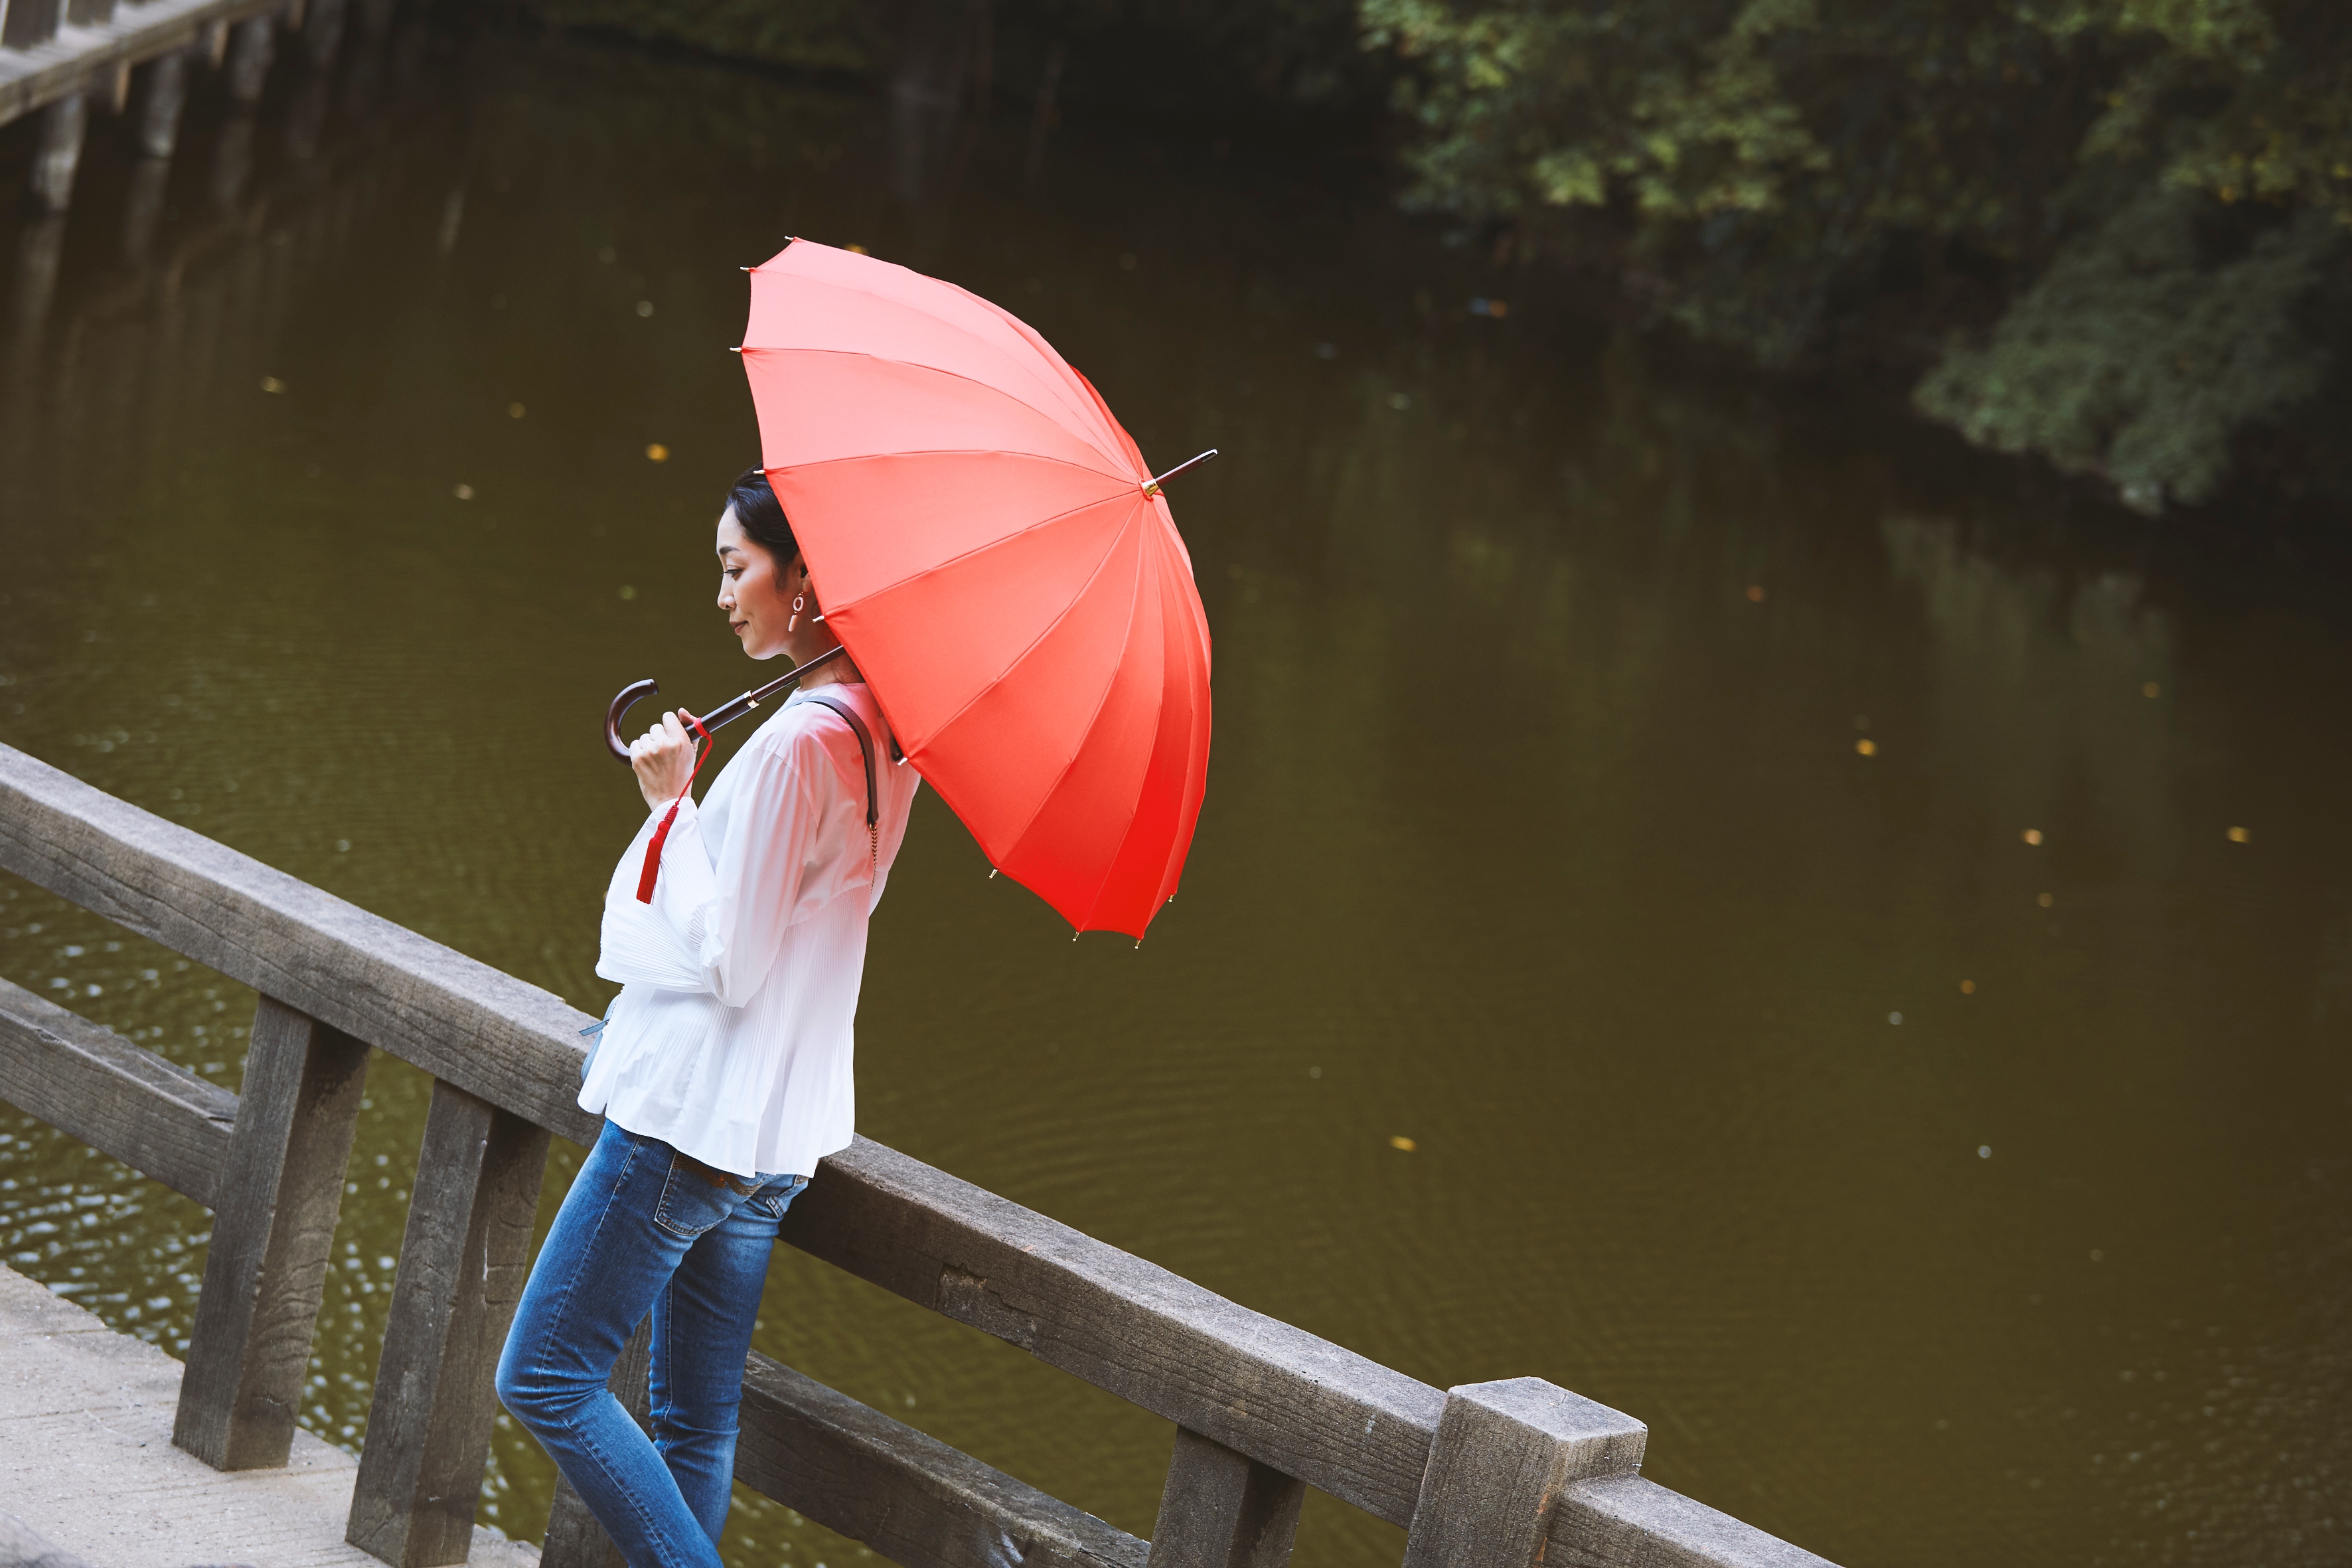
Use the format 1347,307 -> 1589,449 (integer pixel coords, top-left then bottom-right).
695,645 -> 849,737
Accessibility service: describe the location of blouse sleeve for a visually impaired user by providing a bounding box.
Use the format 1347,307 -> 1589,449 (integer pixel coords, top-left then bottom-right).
595,718 -> 864,1006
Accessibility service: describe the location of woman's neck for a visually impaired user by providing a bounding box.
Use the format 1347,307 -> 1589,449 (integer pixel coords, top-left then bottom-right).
797,649 -> 860,689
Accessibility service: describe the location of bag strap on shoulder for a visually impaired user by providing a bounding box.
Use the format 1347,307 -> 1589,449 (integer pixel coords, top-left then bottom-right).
800,692 -> 883,876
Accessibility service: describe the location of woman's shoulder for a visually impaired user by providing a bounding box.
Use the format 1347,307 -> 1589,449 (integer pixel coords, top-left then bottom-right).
741,694 -> 864,771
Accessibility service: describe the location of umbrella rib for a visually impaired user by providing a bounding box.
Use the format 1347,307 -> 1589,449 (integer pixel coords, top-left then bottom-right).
755,268 -> 1121,447
914,491 -> 1147,767
744,346 -> 1135,472
781,455 -> 1143,609
995,499 -> 1154,888
1069,570 -> 1162,934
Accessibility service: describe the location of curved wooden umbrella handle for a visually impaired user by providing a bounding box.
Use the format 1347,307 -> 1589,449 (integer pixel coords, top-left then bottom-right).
605,678 -> 661,763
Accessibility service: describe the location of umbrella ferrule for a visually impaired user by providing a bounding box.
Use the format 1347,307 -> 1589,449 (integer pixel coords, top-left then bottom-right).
1142,448 -> 1217,498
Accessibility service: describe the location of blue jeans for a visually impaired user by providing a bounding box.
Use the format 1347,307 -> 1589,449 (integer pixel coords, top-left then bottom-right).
495,1121 -> 809,1568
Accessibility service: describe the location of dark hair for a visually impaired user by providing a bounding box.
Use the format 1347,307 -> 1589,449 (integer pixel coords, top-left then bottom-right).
725,467 -> 799,568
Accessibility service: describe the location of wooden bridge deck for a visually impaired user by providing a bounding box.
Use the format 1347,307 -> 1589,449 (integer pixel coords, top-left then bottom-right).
0,1263 -> 538,1568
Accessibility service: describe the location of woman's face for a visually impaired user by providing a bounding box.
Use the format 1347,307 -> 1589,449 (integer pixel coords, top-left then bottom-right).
715,507 -> 802,661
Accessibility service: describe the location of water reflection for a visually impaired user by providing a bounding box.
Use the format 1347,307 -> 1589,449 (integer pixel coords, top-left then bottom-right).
1,17 -> 2349,1568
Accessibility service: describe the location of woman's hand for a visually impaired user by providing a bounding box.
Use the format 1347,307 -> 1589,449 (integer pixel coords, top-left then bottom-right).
631,709 -> 699,811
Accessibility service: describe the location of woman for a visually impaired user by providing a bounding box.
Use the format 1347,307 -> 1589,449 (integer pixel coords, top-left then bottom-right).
496,467 -> 919,1567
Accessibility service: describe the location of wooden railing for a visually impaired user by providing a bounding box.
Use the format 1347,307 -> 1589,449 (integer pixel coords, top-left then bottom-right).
1,0 -> 345,212
0,740 -> 1838,1568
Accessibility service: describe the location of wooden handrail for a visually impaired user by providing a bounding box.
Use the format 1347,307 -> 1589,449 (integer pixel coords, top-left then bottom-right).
0,0 -> 283,130
0,742 -> 1837,1568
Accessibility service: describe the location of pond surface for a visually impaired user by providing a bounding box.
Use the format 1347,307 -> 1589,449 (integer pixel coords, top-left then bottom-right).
2,15 -> 2349,1568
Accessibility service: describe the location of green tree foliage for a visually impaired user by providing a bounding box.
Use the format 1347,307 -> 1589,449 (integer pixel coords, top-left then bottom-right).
1362,0 -> 2352,510
518,0 -> 891,72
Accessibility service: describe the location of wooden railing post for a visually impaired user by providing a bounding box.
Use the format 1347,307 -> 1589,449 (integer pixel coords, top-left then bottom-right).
539,1315 -> 653,1568
347,1077 -> 550,1568
1399,1378 -> 1647,1568
30,93 -> 86,214
226,12 -> 274,103
138,48 -> 190,159
1147,1426 -> 1304,1568
174,996 -> 369,1469
0,0 -> 62,49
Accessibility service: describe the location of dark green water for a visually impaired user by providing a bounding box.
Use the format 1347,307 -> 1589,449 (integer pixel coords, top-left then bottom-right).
3,17 -> 2348,1567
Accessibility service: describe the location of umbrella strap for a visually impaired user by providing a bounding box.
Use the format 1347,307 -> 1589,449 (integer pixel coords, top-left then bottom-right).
801,693 -> 880,876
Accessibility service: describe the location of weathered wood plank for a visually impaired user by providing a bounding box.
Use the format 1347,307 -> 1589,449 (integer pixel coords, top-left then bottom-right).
538,1314 -> 652,1568
347,1080 -> 549,1568
1145,1426 -> 1303,1568
1546,1477 -> 1842,1568
175,996 -> 368,1471
0,738 -> 599,1149
0,975 -> 236,1207
779,1137 -> 1446,1527
734,1353 -> 1148,1568
0,0 -> 287,131
0,1260 -> 544,1568
1401,1379 -> 1646,1568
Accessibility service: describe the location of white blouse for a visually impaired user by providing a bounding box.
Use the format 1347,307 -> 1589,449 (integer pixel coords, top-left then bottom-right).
583,682 -> 919,1178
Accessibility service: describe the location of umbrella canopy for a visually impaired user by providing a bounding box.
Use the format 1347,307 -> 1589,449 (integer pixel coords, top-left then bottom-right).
740,239 -> 1212,939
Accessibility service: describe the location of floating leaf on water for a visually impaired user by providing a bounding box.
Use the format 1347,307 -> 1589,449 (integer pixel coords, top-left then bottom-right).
453,483 -> 475,501
846,244 -> 868,255
2037,892 -> 2055,907
508,402 -> 526,418
618,586 -> 637,601
646,443 -> 670,462
2226,825 -> 2250,843
1746,584 -> 1766,602
2142,682 -> 2161,698
1959,979 -> 1976,994
1855,739 -> 1877,756
2022,828 -> 2043,845
260,376 -> 286,394
1388,1135 -> 1416,1152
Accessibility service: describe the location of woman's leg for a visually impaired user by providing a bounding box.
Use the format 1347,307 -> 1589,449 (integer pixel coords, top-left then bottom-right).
648,1174 -> 808,1542
494,1122 -> 718,1568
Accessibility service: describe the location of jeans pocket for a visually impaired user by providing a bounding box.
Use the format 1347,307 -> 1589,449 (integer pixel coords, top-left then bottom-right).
652,1154 -> 741,1240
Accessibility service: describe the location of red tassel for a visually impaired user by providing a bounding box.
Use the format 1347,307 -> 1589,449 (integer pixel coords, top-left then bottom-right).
635,802 -> 680,903
633,717 -> 711,905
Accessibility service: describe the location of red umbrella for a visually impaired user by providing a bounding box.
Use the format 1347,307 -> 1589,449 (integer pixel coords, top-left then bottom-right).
740,238 -> 1213,939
